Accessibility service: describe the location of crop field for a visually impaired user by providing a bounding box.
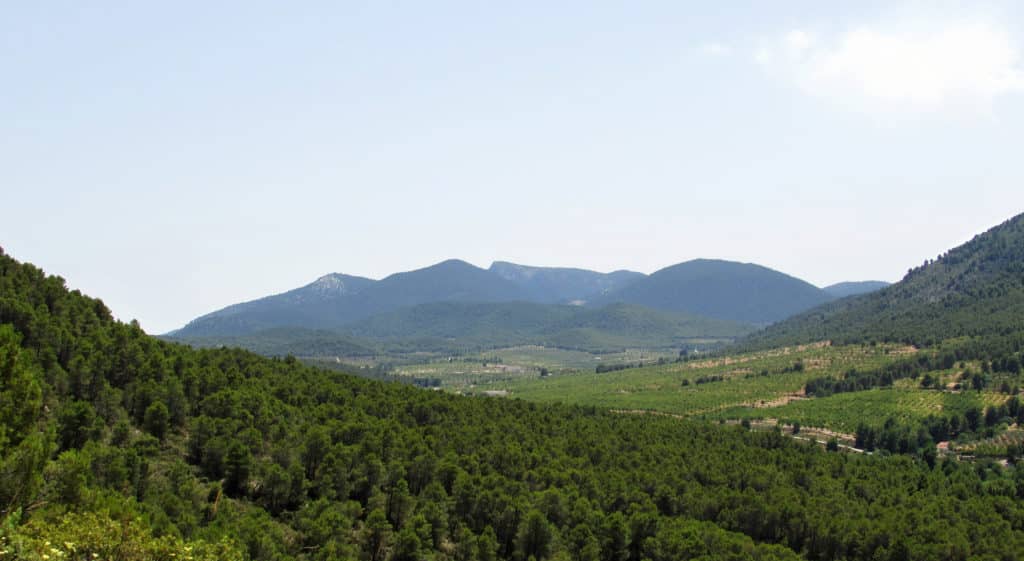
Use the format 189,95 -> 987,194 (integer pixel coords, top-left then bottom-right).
708,388 -> 1006,432
389,346 -> 679,389
959,429 -> 1024,457
499,343 -> 909,415
482,346 -> 676,371
488,342 -> 1020,440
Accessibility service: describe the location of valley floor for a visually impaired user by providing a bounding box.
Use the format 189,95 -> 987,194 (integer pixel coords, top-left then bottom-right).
393,341 -> 1024,460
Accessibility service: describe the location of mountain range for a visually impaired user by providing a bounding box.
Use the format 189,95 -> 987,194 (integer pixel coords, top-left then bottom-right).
166,258 -> 889,356
173,259 -> 640,337
179,301 -> 757,356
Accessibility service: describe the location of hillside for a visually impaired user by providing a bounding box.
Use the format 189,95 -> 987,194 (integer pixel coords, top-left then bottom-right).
488,261 -> 644,303
346,301 -> 754,352
171,302 -> 752,357
173,273 -> 377,336
4,247 -> 1024,560
171,327 -> 378,357
596,259 -> 833,325
743,212 -> 1024,348
822,280 -> 890,298
176,259 -> 530,337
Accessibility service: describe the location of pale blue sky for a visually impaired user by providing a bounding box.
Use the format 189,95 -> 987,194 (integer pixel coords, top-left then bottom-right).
4,1 -> 1024,333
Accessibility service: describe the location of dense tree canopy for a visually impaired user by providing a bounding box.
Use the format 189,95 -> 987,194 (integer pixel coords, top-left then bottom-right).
3,247 -> 1024,560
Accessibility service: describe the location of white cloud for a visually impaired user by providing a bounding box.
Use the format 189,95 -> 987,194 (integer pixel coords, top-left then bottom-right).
757,21 -> 1024,112
784,30 -> 814,53
698,42 -> 731,56
753,47 -> 772,65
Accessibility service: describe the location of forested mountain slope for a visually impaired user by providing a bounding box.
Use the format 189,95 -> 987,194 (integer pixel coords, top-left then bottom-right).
170,327 -> 379,357
170,301 -> 753,357
345,301 -> 754,351
596,259 -> 833,325
822,281 -> 890,298
173,272 -> 377,336
742,212 -> 1024,349
6,247 -> 1024,560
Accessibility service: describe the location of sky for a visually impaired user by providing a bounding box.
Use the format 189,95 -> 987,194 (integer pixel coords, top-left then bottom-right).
3,1 -> 1024,334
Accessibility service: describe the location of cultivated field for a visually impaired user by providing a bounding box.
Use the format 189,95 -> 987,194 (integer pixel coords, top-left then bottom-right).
389,345 -> 679,389
498,343 -> 905,417
479,342 -> 1020,456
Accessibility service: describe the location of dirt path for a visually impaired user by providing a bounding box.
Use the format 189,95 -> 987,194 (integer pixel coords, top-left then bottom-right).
610,409 -> 688,420
611,409 -> 863,452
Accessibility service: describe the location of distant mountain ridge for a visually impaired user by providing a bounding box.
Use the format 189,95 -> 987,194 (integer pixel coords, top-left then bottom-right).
175,300 -> 756,356
176,259 -> 530,336
179,272 -> 378,336
592,259 -> 835,325
822,281 -> 890,298
173,257 -> 881,339
741,212 -> 1024,349
488,261 -> 644,303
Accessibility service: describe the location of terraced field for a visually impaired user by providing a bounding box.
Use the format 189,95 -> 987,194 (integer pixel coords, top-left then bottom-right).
490,342 -> 1022,447
960,429 -> 1024,457
709,388 -> 1007,432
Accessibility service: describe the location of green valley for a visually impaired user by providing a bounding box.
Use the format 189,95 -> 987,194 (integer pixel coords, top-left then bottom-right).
5,232 -> 1024,560
10,5 -> 1024,561
491,336 -> 1023,459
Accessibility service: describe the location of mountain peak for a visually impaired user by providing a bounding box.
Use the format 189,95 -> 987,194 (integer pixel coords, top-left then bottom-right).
307,273 -> 368,296
597,258 -> 831,325
431,258 -> 479,269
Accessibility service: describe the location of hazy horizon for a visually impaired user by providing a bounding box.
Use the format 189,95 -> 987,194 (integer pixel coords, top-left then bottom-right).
5,1 -> 1024,333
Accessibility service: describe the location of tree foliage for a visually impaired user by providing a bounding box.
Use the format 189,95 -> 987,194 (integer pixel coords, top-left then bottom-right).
2,248 -> 1024,560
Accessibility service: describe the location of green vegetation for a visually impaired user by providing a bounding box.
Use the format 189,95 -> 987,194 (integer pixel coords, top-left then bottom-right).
6,249 -> 1024,559
501,331 -> 1024,462
502,343 -> 902,416
821,281 -> 890,298
171,301 -> 748,363
743,212 -> 1024,349
372,347 -> 681,392
709,389 -> 1002,433
173,327 -> 377,357
347,301 -> 751,352
501,340 -> 1024,459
